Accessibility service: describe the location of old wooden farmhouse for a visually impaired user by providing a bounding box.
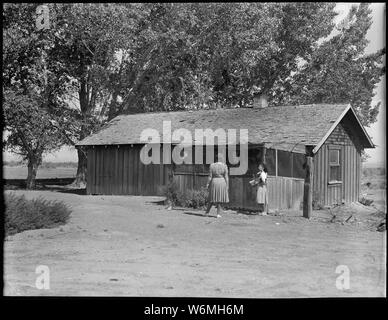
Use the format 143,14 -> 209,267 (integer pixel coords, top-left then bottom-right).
76,102 -> 374,214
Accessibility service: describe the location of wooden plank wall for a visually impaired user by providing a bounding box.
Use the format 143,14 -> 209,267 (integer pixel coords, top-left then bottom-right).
86,144 -> 305,211
86,145 -> 171,196
312,122 -> 362,207
173,173 -> 304,211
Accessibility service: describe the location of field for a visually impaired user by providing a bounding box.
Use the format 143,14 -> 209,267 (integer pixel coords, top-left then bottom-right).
3,165 -> 77,180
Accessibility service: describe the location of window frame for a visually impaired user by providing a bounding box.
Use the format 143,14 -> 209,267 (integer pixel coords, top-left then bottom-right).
328,146 -> 342,184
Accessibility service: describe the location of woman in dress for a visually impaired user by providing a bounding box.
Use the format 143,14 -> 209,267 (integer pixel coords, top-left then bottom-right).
205,154 -> 229,217
251,163 -> 268,215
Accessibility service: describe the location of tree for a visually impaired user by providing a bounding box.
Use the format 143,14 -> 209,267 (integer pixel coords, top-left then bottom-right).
109,3 -> 338,113
3,90 -> 64,188
43,3 -> 141,186
3,3 -> 69,188
283,3 -> 385,126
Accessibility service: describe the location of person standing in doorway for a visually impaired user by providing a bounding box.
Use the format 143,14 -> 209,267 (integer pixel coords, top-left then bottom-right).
205,154 -> 229,218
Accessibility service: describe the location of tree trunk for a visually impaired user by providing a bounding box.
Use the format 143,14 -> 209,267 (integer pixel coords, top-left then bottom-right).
72,148 -> 87,188
26,157 -> 40,189
72,70 -> 89,188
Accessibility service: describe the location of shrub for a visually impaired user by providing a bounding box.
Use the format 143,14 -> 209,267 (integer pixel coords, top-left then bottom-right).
163,182 -> 208,209
5,193 -> 71,236
184,187 -> 209,209
162,181 -> 185,206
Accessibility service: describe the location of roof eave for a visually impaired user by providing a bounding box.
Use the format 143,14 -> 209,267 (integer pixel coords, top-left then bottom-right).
312,104 -> 375,154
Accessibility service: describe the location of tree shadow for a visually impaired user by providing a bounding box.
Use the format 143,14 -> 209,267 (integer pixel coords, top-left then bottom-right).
182,211 -> 217,218
146,199 -> 167,206
4,182 -> 86,195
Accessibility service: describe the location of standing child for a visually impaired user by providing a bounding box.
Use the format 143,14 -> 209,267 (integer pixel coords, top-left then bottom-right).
250,163 -> 268,215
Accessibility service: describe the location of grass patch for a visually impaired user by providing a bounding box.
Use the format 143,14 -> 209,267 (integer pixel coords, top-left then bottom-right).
5,193 -> 71,236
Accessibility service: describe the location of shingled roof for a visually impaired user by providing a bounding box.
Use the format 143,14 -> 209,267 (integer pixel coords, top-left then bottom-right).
76,104 -> 374,153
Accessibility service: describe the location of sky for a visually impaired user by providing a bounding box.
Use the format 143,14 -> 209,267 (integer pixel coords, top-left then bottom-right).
3,3 -> 386,166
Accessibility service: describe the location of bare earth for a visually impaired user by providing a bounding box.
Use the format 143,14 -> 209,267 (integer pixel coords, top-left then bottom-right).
4,190 -> 386,297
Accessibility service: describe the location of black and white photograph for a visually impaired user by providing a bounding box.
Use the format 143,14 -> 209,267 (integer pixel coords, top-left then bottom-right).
2,2 -> 386,302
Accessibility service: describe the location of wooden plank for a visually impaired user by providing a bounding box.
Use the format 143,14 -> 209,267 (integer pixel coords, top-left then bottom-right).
128,146 -> 134,195
138,146 -> 144,195
275,149 -> 278,177
133,146 -> 139,195
228,176 -> 243,209
101,147 -> 106,194
323,145 -> 328,206
91,148 -> 96,194
86,148 -> 92,194
107,147 -> 112,195
349,146 -> 354,202
110,147 -> 114,195
122,146 -> 128,194
353,147 -> 356,201
347,146 -> 351,202
119,146 -> 124,195
320,149 -> 324,205
303,149 -> 313,218
358,150 -> 361,200
344,146 -> 348,202
95,147 -> 100,194
341,146 -> 345,203
113,147 -> 118,195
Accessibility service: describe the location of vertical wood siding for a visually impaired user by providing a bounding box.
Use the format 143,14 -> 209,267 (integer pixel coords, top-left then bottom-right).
313,122 -> 362,207
172,173 -> 304,211
86,145 -> 171,196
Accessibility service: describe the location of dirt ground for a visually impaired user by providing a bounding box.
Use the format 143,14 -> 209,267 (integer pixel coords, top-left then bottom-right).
3,190 -> 386,297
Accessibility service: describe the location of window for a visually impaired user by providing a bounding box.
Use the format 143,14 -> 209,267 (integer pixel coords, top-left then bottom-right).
292,152 -> 306,179
329,149 -> 341,182
329,149 -> 340,166
277,150 -> 292,177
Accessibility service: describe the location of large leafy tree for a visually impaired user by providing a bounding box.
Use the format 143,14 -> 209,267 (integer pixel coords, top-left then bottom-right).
3,3 -> 384,188
3,3 -> 70,188
113,3 -> 339,112
283,3 -> 385,126
43,3 -> 141,186
3,90 -> 64,188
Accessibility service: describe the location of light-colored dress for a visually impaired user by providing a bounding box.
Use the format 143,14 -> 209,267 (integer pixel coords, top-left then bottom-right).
256,171 -> 268,204
208,162 -> 229,203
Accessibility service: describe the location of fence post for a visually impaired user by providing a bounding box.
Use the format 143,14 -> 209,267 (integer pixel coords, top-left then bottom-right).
303,146 -> 314,219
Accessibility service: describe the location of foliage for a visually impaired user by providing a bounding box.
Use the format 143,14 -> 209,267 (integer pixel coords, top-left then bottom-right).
3,89 -> 63,159
3,4 -> 73,187
162,181 -> 184,207
3,3 -> 385,188
283,3 -> 385,126
163,181 -> 208,209
184,187 -> 209,209
111,3 -> 339,113
4,193 -> 71,236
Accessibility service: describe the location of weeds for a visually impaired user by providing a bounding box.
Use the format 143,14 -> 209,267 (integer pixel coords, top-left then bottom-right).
5,193 -> 71,236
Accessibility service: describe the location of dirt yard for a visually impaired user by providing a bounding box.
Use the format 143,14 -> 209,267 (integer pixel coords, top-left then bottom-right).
4,190 -> 386,297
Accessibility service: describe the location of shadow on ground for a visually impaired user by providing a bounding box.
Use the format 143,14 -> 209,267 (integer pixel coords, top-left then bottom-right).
4,182 -> 86,195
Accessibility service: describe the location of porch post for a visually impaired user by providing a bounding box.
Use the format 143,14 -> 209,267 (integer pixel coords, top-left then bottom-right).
275,149 -> 278,176
303,146 -> 314,219
261,146 -> 266,164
